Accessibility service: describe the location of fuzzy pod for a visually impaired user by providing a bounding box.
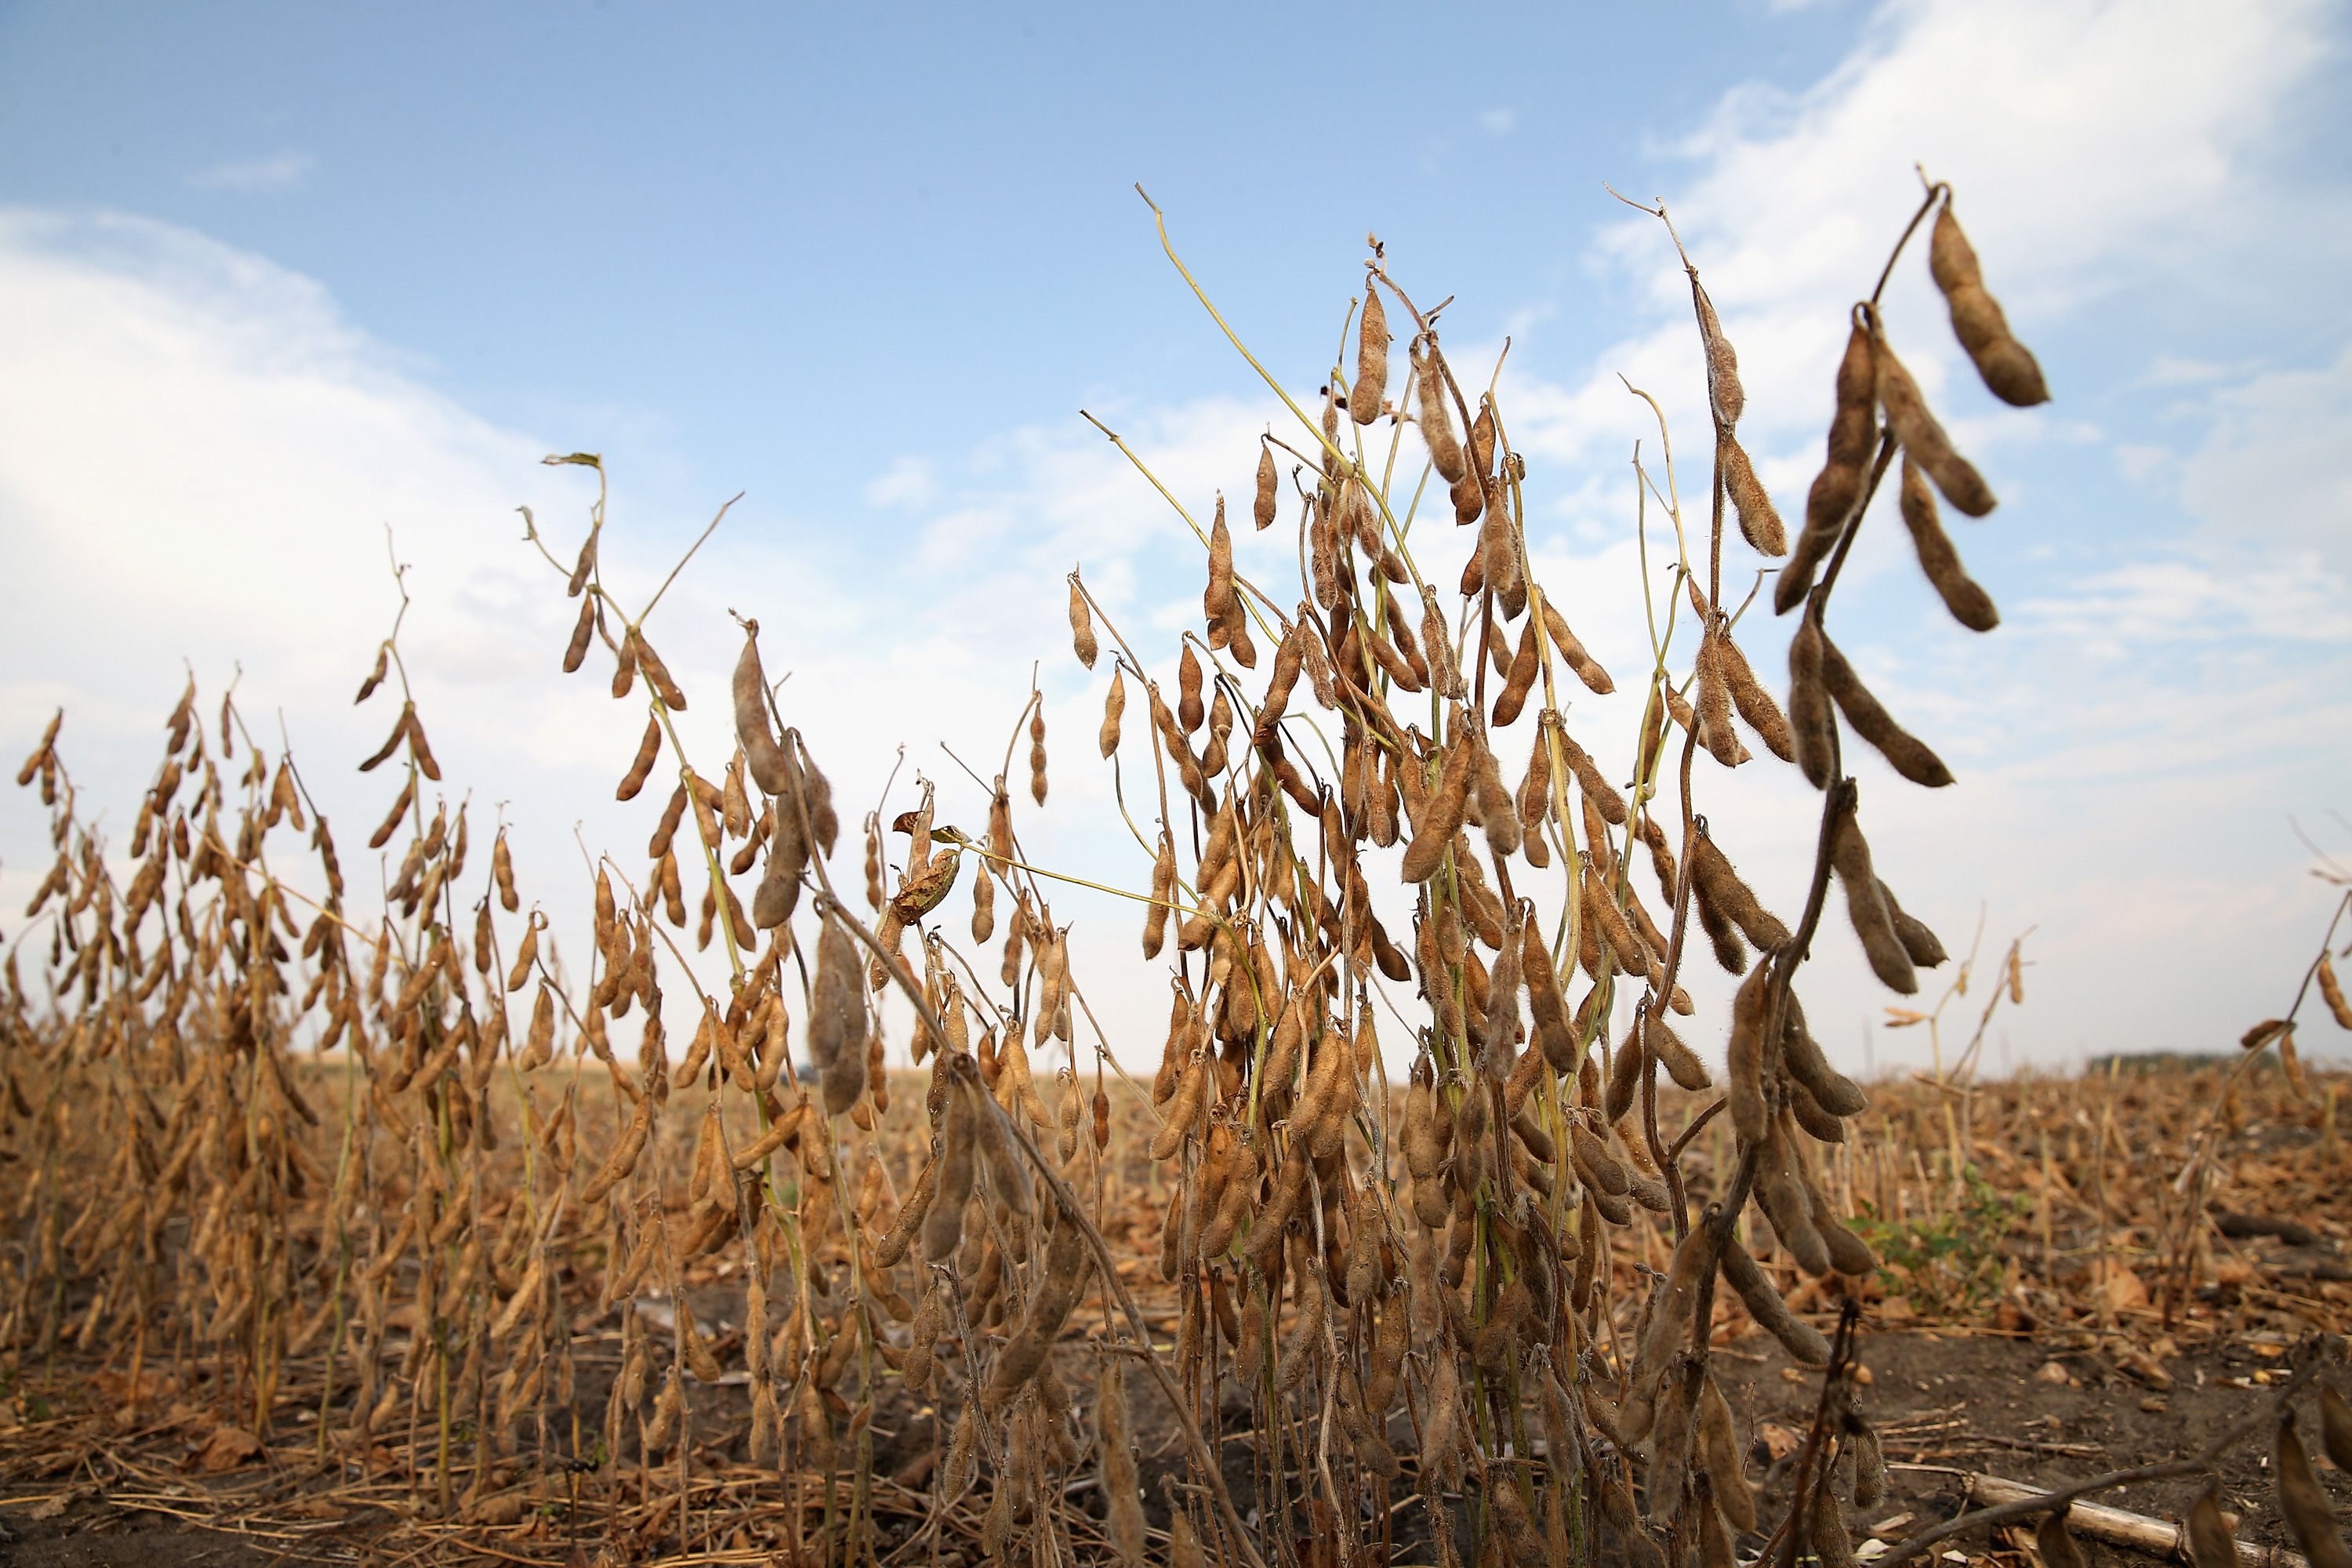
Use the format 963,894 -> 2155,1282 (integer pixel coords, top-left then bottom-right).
1929,201 -> 2050,408
1400,729 -> 1476,884
1204,496 -> 1236,627
1556,729 -> 1628,827
1787,615 -> 1838,789
1692,277 -> 1744,426
1541,598 -> 1616,695
2187,1485 -> 2238,1568
1780,321 -> 1879,615
1898,455 -> 1999,632
733,629 -> 791,795
1416,337 -> 1466,484
921,1089 -> 978,1262
1829,801 -> 1918,995
1721,433 -> 1788,557
1806,1175 -> 1877,1276
1645,1365 -> 1700,1526
1870,877 -> 1947,968
1689,832 -> 1792,953
810,918 -> 870,1112
1755,1131 -> 1833,1276
1813,1471 -> 1859,1568
1649,1007 -> 1711,1093
1815,630 -> 1952,791
1143,833 -> 1175,959
1695,624 -> 1743,768
1069,579 -> 1099,669
1780,993 -> 1867,1118
987,1218 -> 1091,1404
1714,630 -> 1795,764
1253,442 -> 1279,529
1354,283 -> 1390,424
562,596 -> 597,673
2276,1414 -> 2352,1568
1874,327 -> 1995,518
1150,1052 -> 1207,1161
1719,1239 -> 1830,1364
2315,956 -> 2352,1030
1494,616 -> 1542,728
1696,1371 -> 1755,1531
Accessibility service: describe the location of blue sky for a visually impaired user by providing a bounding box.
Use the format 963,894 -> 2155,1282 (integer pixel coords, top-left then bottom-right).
2,0 -> 2348,1075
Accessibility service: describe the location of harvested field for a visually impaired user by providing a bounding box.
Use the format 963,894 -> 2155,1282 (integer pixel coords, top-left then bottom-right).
7,182 -> 2352,1568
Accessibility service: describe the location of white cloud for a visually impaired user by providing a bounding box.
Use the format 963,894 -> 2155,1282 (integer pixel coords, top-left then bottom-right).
1479,108 -> 1519,136
185,150 -> 318,194
2177,342 -> 2352,575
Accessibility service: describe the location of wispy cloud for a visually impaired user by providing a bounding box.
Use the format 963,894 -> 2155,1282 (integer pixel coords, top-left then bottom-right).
185,150 -> 317,194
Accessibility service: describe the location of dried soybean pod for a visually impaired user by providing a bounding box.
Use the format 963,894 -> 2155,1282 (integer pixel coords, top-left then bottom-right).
1875,878 -> 1947,967
1632,1227 -> 1711,1403
1650,1007 -> 1711,1092
1813,1474 -> 1859,1568
1807,1178 -> 1877,1276
922,1091 -> 977,1262
1178,645 -> 1204,735
1693,277 -> 1744,426
2277,1414 -> 2352,1568
635,634 -> 687,710
1757,1130 -> 1832,1276
988,1219 -> 1090,1403
1689,832 -> 1791,950
1099,1360 -> 1145,1567
1150,1052 -> 1205,1160
1029,705 -> 1048,806
873,1156 -> 938,1268
1353,281 -> 1389,424
2315,955 -> 2352,1029
2322,1382 -> 2352,1470
1720,434 -> 1788,556
1415,336 -> 1466,483
1254,442 -> 1279,529
1399,731 -> 1475,884
1572,1123 -> 1631,1198
1899,455 -> 1998,631
1929,199 -> 2049,408
1069,579 -> 1098,669
1696,1371 -> 1755,1531
1830,801 -> 1917,994
1695,623 -> 1742,768
1720,1240 -> 1830,1364
2187,1484 -> 2238,1568
1494,617 -> 1541,728
1541,597 -> 1616,695
1874,326 -> 1995,517
562,597 -> 596,673
1204,497 -> 1235,625
969,858 -> 996,943
1788,614 -> 1837,789
1817,630 -> 1951,789
1715,630 -> 1795,764
1143,833 -> 1175,957
1477,733 -> 1521,860
1851,1419 -> 1889,1508
2035,1510 -> 2089,1568
1558,731 -> 1628,826
1098,666 -> 1127,760
1781,994 -> 1867,1117
1780,321 -> 1878,615
616,713 -> 662,802
732,628 -> 791,794
810,917 -> 870,1112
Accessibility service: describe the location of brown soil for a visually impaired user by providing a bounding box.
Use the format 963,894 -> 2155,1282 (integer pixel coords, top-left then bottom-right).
9,1321 -> 2347,1567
